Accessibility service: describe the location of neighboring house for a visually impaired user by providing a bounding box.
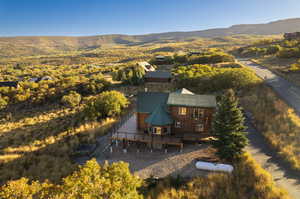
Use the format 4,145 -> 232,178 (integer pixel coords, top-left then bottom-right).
137,88 -> 216,137
284,32 -> 300,40
28,76 -> 53,83
137,62 -> 156,72
0,81 -> 19,88
188,51 -> 202,56
144,71 -> 172,83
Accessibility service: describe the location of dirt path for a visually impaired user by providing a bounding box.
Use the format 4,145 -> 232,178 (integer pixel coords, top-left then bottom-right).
245,118 -> 300,199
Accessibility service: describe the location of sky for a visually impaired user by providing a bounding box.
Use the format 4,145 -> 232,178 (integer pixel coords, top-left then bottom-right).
0,0 -> 300,37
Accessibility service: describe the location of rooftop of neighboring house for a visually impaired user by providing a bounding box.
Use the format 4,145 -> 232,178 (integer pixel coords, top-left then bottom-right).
0,81 -> 19,88
144,71 -> 172,79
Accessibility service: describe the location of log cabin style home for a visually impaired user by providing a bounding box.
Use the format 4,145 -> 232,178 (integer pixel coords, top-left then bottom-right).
137,88 -> 216,139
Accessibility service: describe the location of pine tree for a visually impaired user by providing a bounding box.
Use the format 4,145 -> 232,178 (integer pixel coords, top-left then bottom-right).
212,89 -> 248,161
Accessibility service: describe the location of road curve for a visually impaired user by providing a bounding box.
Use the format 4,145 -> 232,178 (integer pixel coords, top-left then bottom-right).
238,59 -> 300,115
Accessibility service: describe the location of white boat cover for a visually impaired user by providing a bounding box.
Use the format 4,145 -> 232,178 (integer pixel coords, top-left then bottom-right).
195,161 -> 234,173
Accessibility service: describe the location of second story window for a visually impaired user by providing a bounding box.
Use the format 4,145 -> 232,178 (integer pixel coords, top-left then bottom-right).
178,107 -> 187,115
193,108 -> 204,119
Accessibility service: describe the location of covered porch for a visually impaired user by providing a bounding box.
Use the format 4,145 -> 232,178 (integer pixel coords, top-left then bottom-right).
111,114 -> 183,150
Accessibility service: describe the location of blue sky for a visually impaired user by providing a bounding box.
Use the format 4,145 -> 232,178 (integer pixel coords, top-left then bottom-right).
0,0 -> 300,36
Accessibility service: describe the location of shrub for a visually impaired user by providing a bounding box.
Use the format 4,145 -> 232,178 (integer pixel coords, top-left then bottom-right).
0,159 -> 142,199
187,52 -> 234,64
113,66 -> 145,85
289,63 -> 300,71
61,91 -> 82,108
83,90 -> 128,120
0,95 -> 8,110
173,64 -> 260,92
277,47 -> 300,58
266,45 -> 281,55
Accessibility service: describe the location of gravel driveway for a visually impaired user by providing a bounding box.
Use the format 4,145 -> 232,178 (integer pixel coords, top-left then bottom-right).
97,144 -> 213,179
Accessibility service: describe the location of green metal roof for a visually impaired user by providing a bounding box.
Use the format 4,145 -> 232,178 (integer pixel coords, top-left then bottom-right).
173,88 -> 194,95
144,71 -> 172,79
145,105 -> 173,126
167,93 -> 216,108
137,92 -> 169,113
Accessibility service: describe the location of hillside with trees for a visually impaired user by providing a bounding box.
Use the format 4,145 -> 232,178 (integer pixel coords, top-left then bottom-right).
0,31 -> 295,198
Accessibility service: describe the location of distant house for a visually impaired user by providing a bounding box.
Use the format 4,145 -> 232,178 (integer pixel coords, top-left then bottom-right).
284,32 -> 300,40
144,71 -> 172,83
0,81 -> 19,88
188,51 -> 202,56
28,76 -> 53,83
137,62 -> 156,72
137,88 -> 216,136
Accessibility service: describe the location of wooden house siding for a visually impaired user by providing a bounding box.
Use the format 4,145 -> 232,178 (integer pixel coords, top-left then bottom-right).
169,106 -> 214,134
137,112 -> 149,130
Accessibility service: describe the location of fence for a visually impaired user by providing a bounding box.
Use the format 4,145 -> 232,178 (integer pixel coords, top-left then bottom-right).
89,105 -> 135,157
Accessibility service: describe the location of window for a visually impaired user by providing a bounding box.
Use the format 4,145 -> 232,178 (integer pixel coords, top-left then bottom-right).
154,127 -> 161,135
193,108 -> 204,119
178,107 -> 187,115
175,121 -> 182,128
195,123 -> 204,132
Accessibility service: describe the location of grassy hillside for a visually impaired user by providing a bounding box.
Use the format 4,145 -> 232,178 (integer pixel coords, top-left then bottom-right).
2,17 -> 300,58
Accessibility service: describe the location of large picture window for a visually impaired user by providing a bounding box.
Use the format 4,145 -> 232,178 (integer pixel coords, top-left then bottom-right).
178,107 -> 187,115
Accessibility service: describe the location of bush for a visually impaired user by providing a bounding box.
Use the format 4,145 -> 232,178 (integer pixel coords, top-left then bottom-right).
61,91 -> 81,108
173,64 -> 260,92
83,90 -> 129,120
0,95 -> 8,110
289,62 -> 300,71
187,52 -> 234,64
277,47 -> 300,58
266,45 -> 281,55
0,159 -> 142,199
113,66 -> 145,85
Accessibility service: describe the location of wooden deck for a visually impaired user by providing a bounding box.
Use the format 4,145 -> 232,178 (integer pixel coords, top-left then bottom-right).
111,114 -> 183,148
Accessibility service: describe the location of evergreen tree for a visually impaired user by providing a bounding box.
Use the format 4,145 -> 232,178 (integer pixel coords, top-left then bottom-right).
212,89 -> 248,161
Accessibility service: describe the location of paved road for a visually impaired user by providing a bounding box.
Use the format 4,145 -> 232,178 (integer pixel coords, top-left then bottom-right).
238,59 -> 300,115
238,59 -> 300,198
246,118 -> 300,199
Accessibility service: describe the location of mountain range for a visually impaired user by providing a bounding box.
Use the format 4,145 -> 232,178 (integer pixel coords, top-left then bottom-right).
1,18 -> 300,58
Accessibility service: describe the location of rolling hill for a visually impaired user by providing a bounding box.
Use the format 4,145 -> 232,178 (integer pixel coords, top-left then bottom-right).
1,18 -> 300,58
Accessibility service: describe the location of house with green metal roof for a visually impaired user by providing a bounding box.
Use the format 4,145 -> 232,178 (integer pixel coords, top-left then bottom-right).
137,88 -> 216,138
